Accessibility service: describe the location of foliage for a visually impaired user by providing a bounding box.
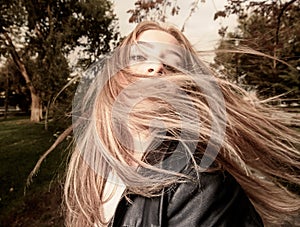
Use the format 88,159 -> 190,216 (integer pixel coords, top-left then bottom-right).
213,0 -> 300,99
127,0 -> 181,23
0,0 -> 120,122
127,0 -> 203,31
0,60 -> 30,112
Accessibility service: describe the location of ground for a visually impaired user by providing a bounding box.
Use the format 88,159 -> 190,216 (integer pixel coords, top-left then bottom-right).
0,117 -> 68,226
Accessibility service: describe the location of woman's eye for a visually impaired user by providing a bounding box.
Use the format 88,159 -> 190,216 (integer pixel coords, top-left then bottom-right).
130,55 -> 147,62
164,64 -> 179,73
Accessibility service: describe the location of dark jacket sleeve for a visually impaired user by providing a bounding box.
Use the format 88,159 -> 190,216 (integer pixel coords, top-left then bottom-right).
166,171 -> 264,227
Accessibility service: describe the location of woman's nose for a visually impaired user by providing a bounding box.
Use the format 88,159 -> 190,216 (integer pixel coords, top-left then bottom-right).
146,63 -> 165,75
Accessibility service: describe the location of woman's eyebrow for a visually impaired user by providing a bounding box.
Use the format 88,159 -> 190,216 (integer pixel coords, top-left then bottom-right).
137,41 -> 182,58
164,49 -> 182,59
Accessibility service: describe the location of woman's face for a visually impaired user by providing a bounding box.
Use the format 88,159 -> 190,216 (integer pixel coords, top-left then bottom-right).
129,30 -> 183,75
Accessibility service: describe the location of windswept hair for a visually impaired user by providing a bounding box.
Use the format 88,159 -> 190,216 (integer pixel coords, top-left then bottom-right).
65,21 -> 300,226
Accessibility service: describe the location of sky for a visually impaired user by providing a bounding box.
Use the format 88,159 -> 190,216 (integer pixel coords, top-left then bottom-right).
113,0 -> 237,52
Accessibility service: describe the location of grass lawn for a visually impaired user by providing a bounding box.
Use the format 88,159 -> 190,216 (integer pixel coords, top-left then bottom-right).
0,116 -> 69,226
0,114 -> 298,226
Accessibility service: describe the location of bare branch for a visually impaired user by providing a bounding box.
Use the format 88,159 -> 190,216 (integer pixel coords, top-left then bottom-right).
181,0 -> 201,32
26,124 -> 73,187
275,0 -> 297,46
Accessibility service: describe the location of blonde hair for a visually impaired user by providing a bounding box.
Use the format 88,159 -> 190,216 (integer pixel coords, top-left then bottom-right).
65,21 -> 300,226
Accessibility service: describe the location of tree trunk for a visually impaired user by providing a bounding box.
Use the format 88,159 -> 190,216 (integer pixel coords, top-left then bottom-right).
44,99 -> 51,131
4,70 -> 9,119
4,31 -> 42,122
30,92 -> 42,122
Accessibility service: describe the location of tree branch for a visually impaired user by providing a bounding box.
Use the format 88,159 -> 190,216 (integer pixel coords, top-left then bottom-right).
275,0 -> 297,46
181,0 -> 200,32
3,31 -> 33,88
26,124 -> 73,187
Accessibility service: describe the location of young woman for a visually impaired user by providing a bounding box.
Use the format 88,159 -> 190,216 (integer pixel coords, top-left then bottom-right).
65,21 -> 300,226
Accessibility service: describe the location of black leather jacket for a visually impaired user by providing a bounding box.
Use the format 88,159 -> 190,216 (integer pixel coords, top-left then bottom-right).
109,170 -> 264,227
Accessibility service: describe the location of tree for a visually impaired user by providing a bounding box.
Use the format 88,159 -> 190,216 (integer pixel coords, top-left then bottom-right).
213,0 -> 300,99
0,60 -> 30,115
127,0 -> 202,31
127,0 -> 180,23
0,0 -> 119,122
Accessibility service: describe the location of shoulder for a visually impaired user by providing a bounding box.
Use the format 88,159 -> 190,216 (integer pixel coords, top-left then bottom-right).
111,169 -> 264,227
166,170 -> 264,227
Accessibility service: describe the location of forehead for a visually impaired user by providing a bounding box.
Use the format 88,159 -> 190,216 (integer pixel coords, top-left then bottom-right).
137,30 -> 179,45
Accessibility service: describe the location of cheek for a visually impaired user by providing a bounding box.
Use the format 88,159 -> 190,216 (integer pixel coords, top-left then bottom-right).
128,63 -> 148,75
